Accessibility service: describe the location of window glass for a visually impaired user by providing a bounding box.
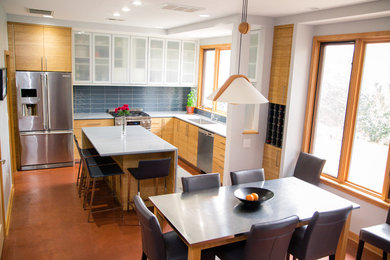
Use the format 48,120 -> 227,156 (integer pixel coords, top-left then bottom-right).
348,42 -> 390,192
216,50 -> 231,112
312,43 -> 355,178
201,49 -> 215,109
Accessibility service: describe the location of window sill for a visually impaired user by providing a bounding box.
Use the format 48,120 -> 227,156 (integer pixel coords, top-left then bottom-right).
320,176 -> 389,210
196,107 -> 227,117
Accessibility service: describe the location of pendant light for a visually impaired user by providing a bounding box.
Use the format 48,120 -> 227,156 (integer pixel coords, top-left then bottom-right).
207,0 -> 268,105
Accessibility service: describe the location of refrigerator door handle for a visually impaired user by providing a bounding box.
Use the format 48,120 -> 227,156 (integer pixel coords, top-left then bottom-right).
46,74 -> 51,129
20,130 -> 73,135
41,74 -> 48,130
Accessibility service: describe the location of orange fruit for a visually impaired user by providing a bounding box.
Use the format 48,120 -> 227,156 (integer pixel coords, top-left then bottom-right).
251,193 -> 259,201
246,194 -> 254,201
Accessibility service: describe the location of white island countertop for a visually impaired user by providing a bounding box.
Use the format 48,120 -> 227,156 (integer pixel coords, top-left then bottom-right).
82,125 -> 177,157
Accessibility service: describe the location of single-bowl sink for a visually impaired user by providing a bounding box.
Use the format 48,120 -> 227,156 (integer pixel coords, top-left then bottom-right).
188,118 -> 217,125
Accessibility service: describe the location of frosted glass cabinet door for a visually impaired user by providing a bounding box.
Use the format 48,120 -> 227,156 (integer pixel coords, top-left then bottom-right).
248,30 -> 260,82
165,40 -> 181,85
73,32 -> 92,83
181,41 -> 197,85
93,33 -> 111,83
148,38 -> 164,84
112,35 -> 130,83
130,36 -> 148,84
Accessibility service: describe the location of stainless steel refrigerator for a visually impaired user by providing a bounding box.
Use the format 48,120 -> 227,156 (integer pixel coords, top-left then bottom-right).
16,71 -> 73,170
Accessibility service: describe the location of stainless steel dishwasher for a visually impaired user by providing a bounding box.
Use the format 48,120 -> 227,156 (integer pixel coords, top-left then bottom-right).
197,129 -> 214,173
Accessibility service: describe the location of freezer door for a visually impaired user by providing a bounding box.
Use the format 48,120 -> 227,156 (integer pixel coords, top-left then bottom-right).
46,72 -> 73,130
20,131 -> 74,167
16,71 -> 46,131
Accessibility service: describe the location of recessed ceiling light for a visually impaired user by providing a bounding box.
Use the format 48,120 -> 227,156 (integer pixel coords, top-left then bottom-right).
133,0 -> 142,6
199,14 -> 209,18
113,12 -> 120,17
43,15 -> 53,18
122,6 -> 130,12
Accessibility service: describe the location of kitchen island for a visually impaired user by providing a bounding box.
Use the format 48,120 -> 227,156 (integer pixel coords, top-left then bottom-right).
82,125 -> 177,210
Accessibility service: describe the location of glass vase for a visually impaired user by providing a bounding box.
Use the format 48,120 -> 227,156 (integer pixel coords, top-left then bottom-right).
121,116 -> 126,135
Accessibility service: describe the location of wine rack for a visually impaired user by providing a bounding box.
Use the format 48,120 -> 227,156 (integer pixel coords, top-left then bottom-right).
265,103 -> 285,148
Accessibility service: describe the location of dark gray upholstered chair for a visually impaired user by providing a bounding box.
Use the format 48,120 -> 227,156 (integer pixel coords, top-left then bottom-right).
287,205 -> 353,260
128,158 -> 171,195
293,152 -> 326,185
134,195 -> 215,260
181,173 -> 220,192
216,215 -> 299,260
356,206 -> 390,260
230,168 -> 265,185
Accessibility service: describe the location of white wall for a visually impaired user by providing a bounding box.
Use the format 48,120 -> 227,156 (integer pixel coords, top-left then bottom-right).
0,3 -> 12,219
199,36 -> 232,46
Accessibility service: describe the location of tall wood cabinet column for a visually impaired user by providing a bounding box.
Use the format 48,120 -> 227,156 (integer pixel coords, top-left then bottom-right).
263,24 -> 294,180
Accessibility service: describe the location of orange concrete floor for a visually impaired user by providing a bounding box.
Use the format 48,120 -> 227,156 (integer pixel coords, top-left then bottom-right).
1,164 -> 382,260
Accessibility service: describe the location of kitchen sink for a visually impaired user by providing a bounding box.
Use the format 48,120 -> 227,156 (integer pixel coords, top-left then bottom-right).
188,118 -> 217,125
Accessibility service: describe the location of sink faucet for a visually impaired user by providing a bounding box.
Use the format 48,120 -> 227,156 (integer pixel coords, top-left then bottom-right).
210,110 -> 217,122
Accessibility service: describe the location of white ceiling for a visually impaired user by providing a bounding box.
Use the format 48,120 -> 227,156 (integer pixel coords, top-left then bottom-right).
2,0 -> 378,30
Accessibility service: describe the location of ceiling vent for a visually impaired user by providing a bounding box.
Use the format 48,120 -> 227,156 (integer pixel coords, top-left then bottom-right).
107,18 -> 125,22
160,3 -> 204,13
27,8 -> 53,16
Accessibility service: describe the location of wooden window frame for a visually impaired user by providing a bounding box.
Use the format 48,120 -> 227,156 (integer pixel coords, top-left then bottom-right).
197,44 -> 231,115
302,30 -> 390,209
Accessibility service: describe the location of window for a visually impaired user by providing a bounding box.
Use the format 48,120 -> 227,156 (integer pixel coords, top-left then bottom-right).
198,44 -> 231,113
304,32 -> 390,204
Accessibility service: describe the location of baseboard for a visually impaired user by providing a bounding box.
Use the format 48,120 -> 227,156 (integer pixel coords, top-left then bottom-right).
5,185 -> 14,236
349,231 -> 383,257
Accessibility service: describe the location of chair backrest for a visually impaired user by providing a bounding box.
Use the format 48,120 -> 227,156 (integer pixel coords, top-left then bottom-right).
134,195 -> 166,260
133,158 -> 171,180
386,206 -> 390,225
230,168 -> 265,185
181,173 -> 220,192
73,135 -> 83,158
244,215 -> 299,260
298,205 -> 353,259
293,152 -> 326,185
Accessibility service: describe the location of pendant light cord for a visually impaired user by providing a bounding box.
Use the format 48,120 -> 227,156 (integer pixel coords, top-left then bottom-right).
238,0 -> 248,75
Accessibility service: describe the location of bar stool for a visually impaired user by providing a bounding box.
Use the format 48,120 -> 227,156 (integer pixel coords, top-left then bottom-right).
127,158 -> 171,207
83,157 -> 125,222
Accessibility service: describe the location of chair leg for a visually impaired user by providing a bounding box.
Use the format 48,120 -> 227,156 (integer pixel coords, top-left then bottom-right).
83,174 -> 91,209
383,251 -> 387,260
329,254 -> 335,260
356,240 -> 365,260
76,160 -> 82,186
142,252 -> 147,260
88,178 -> 96,222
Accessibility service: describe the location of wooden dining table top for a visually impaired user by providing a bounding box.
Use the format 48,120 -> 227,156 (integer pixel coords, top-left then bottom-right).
149,177 -> 359,246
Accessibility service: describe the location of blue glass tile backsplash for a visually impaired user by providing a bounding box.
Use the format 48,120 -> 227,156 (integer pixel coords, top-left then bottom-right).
74,86 -> 191,113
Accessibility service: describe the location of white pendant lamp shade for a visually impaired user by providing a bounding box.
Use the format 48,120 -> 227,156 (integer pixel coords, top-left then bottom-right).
207,75 -> 269,104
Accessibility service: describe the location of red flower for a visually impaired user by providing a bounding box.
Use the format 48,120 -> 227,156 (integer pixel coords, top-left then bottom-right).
125,107 -> 129,110
123,104 -> 129,108
115,108 -> 118,113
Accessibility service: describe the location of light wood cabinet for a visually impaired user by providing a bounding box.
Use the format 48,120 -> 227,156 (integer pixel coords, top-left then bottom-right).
186,123 -> 198,166
151,117 -> 174,144
73,119 -> 114,160
12,23 -> 71,72
172,119 -> 198,165
268,24 -> 293,105
262,143 -> 282,180
212,134 -> 226,182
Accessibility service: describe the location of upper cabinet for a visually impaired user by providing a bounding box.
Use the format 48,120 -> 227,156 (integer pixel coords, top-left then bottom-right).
73,32 -> 92,83
112,35 -> 130,84
148,38 -> 164,84
130,36 -> 148,84
12,23 -> 71,72
181,41 -> 197,85
268,24 -> 293,105
72,31 -> 198,86
93,33 -> 111,83
165,40 -> 181,85
248,30 -> 260,82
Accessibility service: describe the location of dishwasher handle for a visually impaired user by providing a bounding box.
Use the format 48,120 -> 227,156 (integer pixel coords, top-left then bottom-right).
199,128 -> 214,137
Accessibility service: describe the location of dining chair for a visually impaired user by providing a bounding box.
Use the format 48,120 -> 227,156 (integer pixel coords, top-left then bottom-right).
230,168 -> 265,185
356,206 -> 390,260
134,195 -> 215,260
287,205 -> 353,260
181,173 -> 220,192
293,152 -> 326,185
216,215 -> 299,260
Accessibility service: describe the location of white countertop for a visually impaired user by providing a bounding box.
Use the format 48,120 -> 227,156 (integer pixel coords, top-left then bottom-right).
74,113 -> 114,120
82,126 -> 177,157
75,111 -> 227,137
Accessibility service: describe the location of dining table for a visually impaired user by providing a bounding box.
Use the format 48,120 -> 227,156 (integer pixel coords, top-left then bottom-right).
149,176 -> 360,260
